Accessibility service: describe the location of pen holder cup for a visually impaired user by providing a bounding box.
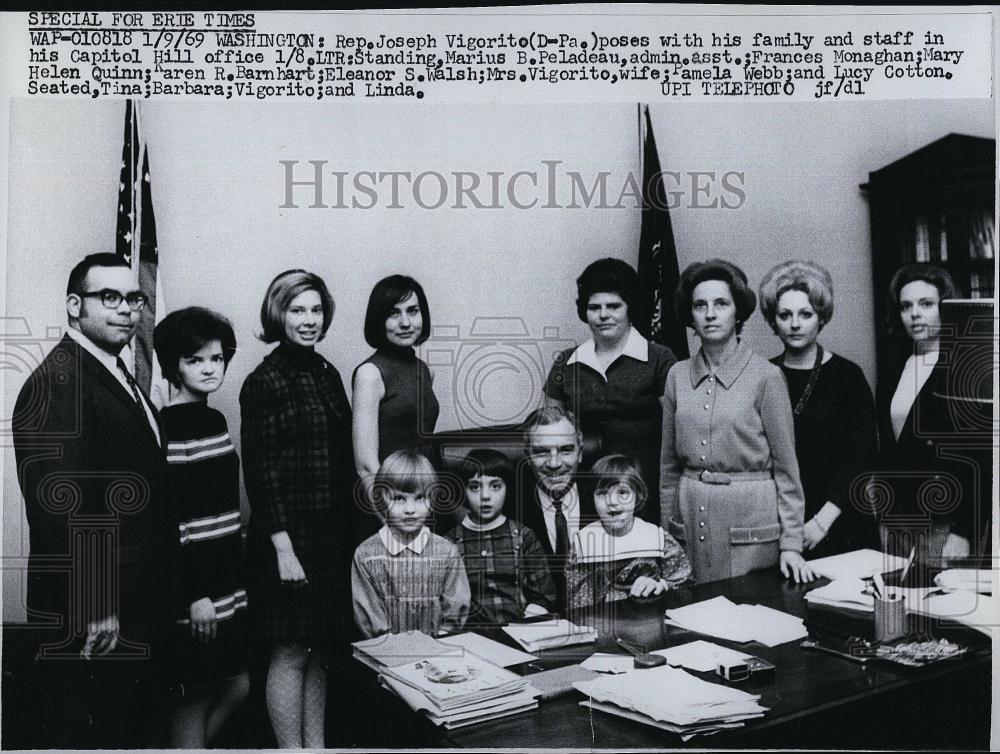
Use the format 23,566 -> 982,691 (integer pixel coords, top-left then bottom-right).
873,594 -> 907,643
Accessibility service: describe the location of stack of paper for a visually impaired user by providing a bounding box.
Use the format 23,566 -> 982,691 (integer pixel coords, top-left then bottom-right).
352,630 -> 461,670
807,549 -> 907,580
664,596 -> 808,647
574,665 -> 767,739
652,640 -> 753,673
440,632 -> 537,667
379,653 -> 540,729
503,619 -> 598,652
805,579 -> 875,613
934,569 -> 994,594
906,590 -> 997,638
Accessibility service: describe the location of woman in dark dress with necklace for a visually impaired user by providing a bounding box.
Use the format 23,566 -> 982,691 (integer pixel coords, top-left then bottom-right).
240,270 -> 354,748
352,275 -> 440,536
759,260 -> 878,558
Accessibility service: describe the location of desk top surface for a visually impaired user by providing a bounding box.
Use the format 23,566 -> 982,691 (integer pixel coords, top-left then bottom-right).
348,568 -> 992,749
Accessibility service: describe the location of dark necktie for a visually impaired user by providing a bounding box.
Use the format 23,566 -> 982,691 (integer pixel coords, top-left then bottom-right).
551,489 -> 569,560
116,357 -> 144,407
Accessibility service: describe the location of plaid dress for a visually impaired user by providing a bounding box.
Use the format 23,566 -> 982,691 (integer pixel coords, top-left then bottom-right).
240,343 -> 355,643
445,517 -> 557,627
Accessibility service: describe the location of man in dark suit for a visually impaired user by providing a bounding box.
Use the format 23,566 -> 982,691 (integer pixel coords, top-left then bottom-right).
12,253 -> 176,748
516,406 -> 596,612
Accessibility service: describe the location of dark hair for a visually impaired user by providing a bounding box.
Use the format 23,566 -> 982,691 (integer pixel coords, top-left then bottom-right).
258,269 -> 335,344
575,258 -> 639,324
675,259 -> 757,334
363,275 -> 431,349
371,449 -> 437,516
458,448 -> 515,492
591,454 -> 648,512
66,253 -> 130,296
758,260 -> 835,331
887,263 -> 961,337
153,307 -> 238,388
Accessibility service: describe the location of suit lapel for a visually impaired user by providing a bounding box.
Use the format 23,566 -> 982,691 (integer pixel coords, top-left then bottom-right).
66,337 -> 161,448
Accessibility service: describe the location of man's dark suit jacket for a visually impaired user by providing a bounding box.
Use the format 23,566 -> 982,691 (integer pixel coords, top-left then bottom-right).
12,334 -> 175,654
512,465 -> 597,612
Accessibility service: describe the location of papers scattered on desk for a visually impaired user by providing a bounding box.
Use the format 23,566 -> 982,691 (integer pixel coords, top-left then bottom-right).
503,619 -> 598,652
352,630 -> 460,669
379,652 -> 539,728
805,579 -> 875,613
440,632 -> 537,668
652,640 -> 752,673
907,590 -> 997,637
581,653 -> 634,674
934,569 -> 994,594
664,596 -> 808,647
807,549 -> 907,581
574,665 -> 767,739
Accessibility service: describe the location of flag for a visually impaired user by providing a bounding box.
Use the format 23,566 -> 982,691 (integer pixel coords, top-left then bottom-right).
115,100 -> 168,405
635,105 -> 689,359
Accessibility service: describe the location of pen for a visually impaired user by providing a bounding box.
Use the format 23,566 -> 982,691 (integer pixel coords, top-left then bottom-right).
899,546 -> 917,585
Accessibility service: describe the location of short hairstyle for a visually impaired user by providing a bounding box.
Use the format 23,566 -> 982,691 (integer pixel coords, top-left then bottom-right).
887,263 -> 961,337
371,449 -> 437,515
758,260 -> 835,331
591,453 -> 648,512
258,269 -> 335,344
675,259 -> 757,334
522,405 -> 582,449
66,253 -> 130,296
458,448 -> 515,492
575,258 -> 640,324
363,275 -> 431,349
153,307 -> 238,388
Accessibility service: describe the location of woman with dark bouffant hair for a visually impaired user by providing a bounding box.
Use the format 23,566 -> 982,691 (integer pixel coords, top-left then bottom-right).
544,258 -> 677,525
240,270 -> 354,749
660,259 -> 813,584
875,263 -> 971,562
759,260 -> 878,558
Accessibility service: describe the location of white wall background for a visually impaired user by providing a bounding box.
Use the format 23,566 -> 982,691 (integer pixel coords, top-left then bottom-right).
3,98 -> 994,620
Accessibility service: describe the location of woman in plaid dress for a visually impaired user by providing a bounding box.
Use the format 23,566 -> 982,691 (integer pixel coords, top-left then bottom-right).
240,270 -> 354,749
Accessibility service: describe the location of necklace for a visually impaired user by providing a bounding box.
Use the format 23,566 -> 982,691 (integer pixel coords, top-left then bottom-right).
788,343 -> 824,416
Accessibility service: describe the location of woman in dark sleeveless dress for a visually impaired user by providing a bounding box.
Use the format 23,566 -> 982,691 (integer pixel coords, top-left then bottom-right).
759,261 -> 878,559
352,275 -> 440,538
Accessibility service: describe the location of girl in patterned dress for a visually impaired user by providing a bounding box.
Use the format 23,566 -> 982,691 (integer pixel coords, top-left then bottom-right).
567,455 -> 692,610
446,449 -> 556,627
351,450 -> 470,638
153,307 -> 249,748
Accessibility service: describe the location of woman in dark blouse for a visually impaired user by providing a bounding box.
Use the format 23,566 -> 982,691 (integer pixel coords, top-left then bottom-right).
759,261 -> 878,558
352,275 -> 440,535
240,270 -> 354,749
544,258 -> 676,524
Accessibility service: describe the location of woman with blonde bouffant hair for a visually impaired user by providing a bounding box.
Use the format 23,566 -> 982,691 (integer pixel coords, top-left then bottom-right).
759,260 -> 878,558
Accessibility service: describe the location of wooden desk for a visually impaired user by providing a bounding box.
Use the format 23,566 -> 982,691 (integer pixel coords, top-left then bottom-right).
336,569 -> 991,750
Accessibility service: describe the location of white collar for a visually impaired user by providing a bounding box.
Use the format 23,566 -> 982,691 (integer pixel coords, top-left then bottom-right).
538,483 -> 579,513
461,514 -> 507,532
67,326 -> 131,376
573,518 -> 664,563
379,525 -> 431,555
566,327 -> 649,379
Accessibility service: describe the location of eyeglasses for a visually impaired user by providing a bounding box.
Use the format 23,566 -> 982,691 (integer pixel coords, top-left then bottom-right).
78,289 -> 148,311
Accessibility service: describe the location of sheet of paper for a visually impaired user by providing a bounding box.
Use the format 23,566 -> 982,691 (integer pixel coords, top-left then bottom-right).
352,630 -> 460,667
664,596 -> 756,643
934,569 -> 995,594
652,640 -> 752,673
806,549 -> 907,580
909,591 -> 998,637
581,653 -> 634,674
440,632 -> 537,668
735,605 -> 808,647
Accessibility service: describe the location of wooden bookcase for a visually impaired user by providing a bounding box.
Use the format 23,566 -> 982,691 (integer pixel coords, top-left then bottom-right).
861,133 -> 996,390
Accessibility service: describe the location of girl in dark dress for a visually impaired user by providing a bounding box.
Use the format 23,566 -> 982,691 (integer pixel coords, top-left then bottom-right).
759,261 -> 879,559
240,271 -> 354,749
352,275 -> 440,537
153,307 -> 249,748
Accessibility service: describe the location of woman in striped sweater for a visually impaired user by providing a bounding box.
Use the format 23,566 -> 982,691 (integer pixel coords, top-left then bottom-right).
154,307 -> 249,749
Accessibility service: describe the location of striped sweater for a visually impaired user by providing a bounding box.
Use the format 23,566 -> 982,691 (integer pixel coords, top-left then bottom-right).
162,401 -> 247,622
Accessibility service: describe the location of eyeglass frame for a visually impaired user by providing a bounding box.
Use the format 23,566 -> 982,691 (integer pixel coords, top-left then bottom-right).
77,288 -> 149,312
